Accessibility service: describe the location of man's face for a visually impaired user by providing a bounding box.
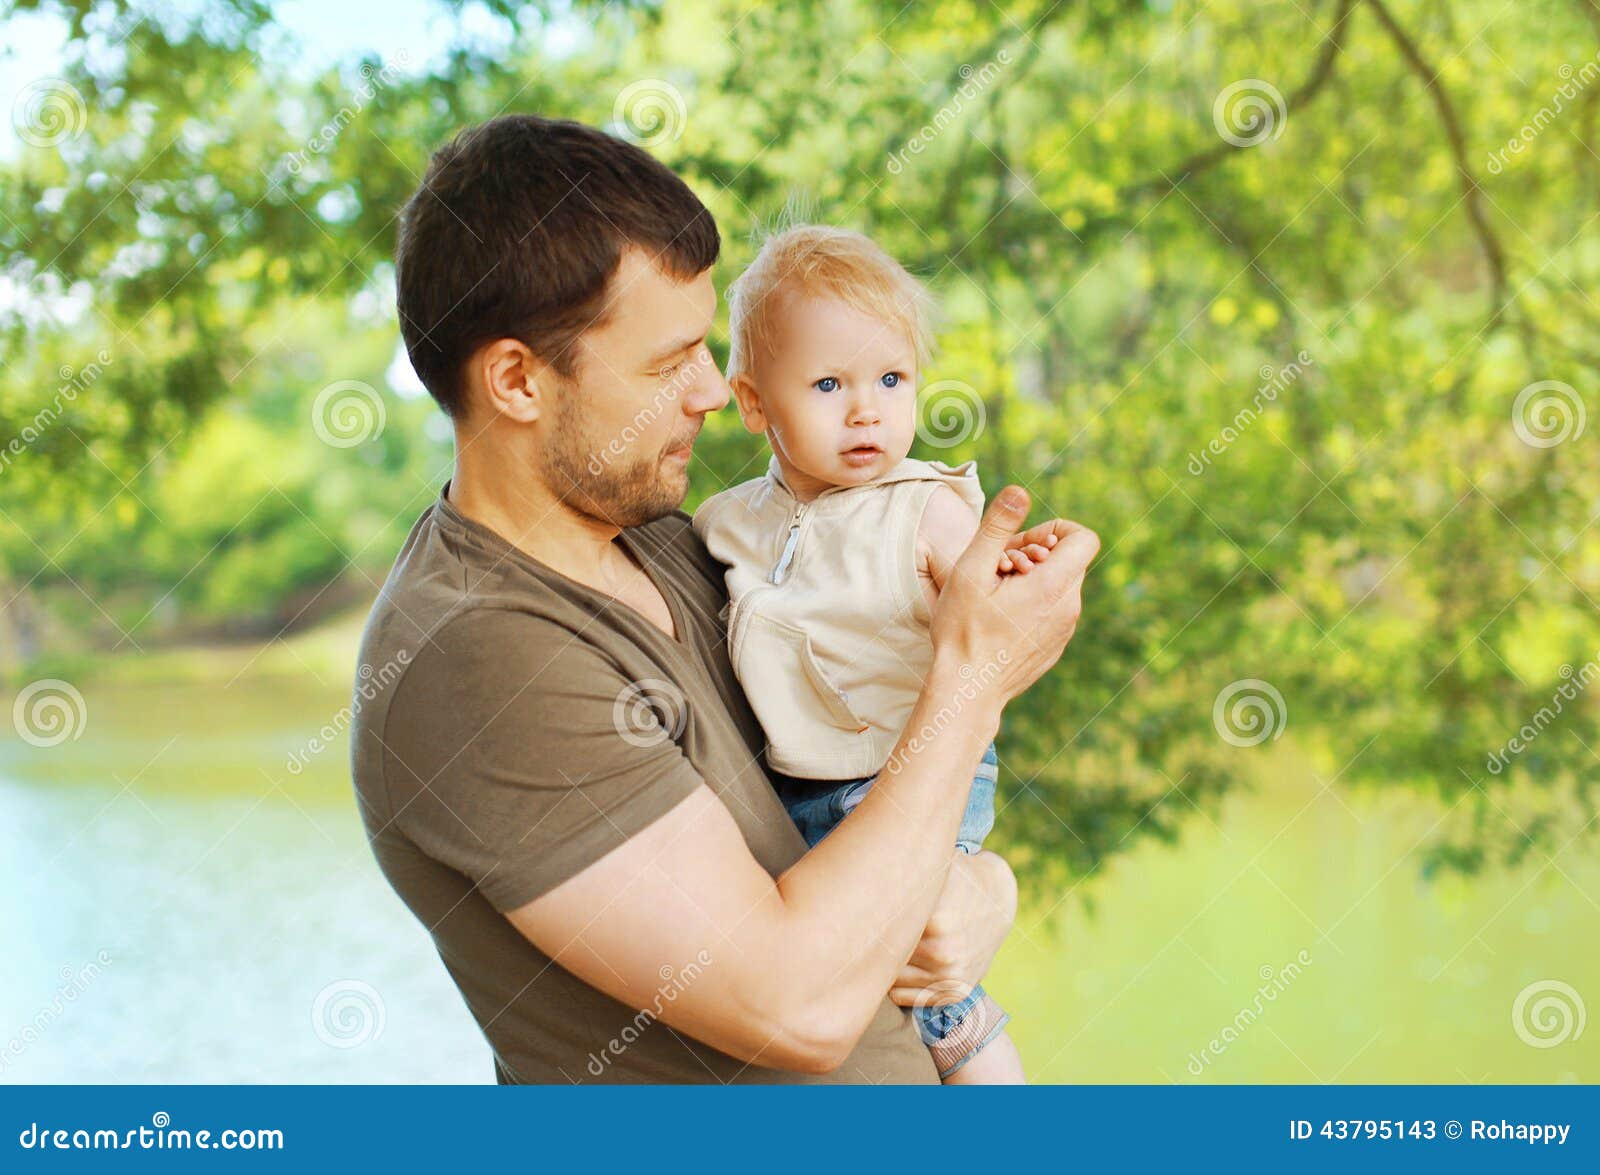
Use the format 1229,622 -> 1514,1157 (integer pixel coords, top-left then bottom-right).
542,249 -> 728,528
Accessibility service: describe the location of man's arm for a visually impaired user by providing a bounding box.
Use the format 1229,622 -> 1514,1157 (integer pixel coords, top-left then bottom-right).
507,651 -> 997,1073
509,486 -> 1098,1072
890,847 -> 1017,1006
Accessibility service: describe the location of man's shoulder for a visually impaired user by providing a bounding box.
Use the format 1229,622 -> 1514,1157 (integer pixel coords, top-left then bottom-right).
689,477 -> 775,544
349,503 -> 592,791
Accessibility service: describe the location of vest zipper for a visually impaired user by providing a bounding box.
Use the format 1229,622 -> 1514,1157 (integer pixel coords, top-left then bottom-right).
768,502 -> 807,584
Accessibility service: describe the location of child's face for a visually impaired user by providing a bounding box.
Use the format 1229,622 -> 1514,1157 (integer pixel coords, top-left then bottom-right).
731,289 -> 918,500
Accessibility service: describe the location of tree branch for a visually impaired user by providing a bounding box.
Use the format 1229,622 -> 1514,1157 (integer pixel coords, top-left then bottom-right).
1364,0 -> 1511,329
1120,0 -> 1357,204
1581,0 -> 1600,40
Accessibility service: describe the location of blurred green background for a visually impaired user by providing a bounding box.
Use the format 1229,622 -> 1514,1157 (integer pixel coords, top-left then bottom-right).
1,0 -> 1595,1082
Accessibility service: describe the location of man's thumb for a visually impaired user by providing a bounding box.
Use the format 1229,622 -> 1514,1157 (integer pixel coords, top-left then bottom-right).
962,484 -> 1029,565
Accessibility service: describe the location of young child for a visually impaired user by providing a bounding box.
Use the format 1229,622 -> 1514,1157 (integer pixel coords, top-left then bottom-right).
690,225 -> 1057,1083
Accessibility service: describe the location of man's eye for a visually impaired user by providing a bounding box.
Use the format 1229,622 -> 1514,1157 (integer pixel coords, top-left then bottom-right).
815,377 -> 839,393
881,372 -> 903,388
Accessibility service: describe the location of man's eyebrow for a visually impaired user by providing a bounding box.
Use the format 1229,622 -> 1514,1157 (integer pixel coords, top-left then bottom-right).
643,333 -> 705,366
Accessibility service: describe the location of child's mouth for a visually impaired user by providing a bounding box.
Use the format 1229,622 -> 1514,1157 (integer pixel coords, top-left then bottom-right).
842,445 -> 882,464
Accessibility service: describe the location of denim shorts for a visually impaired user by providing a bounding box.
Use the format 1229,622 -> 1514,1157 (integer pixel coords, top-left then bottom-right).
769,741 -> 1002,1065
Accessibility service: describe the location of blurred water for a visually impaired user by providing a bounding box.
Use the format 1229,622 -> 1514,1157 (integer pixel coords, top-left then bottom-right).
1,673 -> 487,1084
997,767 -> 1599,1083
2,665 -> 1595,1083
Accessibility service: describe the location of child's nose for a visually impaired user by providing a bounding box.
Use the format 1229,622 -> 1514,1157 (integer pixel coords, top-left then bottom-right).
847,391 -> 881,426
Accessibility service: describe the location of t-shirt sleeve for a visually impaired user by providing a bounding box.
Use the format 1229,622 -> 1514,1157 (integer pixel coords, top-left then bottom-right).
379,607 -> 706,912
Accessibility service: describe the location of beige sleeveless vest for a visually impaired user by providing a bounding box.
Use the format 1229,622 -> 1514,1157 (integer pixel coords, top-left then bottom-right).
691,453 -> 986,780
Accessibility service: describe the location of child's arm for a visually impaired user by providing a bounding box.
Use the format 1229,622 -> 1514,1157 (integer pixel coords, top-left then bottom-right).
917,485 -> 982,610
918,486 -> 1060,609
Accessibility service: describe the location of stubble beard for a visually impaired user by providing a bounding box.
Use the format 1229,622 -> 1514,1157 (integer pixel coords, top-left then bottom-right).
542,394 -> 687,529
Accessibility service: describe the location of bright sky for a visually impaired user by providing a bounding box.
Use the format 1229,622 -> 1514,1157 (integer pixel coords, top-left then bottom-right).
0,1 -> 585,396
0,0 -> 583,154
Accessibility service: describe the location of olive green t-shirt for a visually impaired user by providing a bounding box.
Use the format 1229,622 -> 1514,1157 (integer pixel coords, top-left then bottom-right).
349,482 -> 938,1084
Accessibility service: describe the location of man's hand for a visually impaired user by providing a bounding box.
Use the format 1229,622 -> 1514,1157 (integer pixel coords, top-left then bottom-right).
931,486 -> 1100,704
889,850 -> 1018,1006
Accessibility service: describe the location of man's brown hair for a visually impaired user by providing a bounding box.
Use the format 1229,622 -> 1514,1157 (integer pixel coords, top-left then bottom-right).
395,114 -> 720,418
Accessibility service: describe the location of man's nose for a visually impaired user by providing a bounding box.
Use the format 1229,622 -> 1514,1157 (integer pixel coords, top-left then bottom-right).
683,355 -> 732,414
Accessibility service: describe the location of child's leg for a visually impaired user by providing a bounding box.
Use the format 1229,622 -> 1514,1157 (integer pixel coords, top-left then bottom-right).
941,1027 -> 1026,1084
917,985 -> 1019,1081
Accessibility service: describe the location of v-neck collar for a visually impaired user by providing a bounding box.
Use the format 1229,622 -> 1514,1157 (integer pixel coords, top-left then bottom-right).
436,481 -> 694,650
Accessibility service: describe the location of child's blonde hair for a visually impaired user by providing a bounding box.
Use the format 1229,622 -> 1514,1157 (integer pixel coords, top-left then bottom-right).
725,223 -> 936,383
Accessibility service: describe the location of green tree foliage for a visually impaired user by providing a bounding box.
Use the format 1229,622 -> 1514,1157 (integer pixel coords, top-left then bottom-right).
3,0 -> 1596,885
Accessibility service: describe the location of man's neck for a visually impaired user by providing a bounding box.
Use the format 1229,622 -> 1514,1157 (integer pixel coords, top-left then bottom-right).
447,452 -> 634,591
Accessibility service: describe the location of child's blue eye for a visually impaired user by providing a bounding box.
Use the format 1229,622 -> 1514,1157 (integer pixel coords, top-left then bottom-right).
815,377 -> 839,393
881,372 -> 902,388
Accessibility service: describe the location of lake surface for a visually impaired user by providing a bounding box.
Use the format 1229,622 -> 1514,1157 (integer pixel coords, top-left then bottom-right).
3,632 -> 1595,1083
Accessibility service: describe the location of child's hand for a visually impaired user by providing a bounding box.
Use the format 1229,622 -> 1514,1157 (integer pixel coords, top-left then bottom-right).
997,526 -> 1060,575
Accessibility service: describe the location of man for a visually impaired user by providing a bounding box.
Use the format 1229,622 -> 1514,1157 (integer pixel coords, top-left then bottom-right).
349,114 -> 1099,1083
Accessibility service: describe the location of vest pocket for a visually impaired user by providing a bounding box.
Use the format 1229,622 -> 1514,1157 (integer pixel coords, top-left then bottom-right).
733,609 -> 870,735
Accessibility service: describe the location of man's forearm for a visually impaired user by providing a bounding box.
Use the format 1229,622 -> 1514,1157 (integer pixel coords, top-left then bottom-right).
771,649 -> 1005,1047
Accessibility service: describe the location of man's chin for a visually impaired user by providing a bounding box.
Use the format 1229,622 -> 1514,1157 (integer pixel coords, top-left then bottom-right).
608,468 -> 689,528
659,462 -> 692,511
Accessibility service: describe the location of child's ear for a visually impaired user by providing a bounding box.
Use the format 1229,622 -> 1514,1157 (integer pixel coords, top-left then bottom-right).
729,373 -> 768,435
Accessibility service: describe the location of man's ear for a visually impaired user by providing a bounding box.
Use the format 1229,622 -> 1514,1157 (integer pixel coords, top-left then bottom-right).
729,372 -> 768,435
472,338 -> 554,424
